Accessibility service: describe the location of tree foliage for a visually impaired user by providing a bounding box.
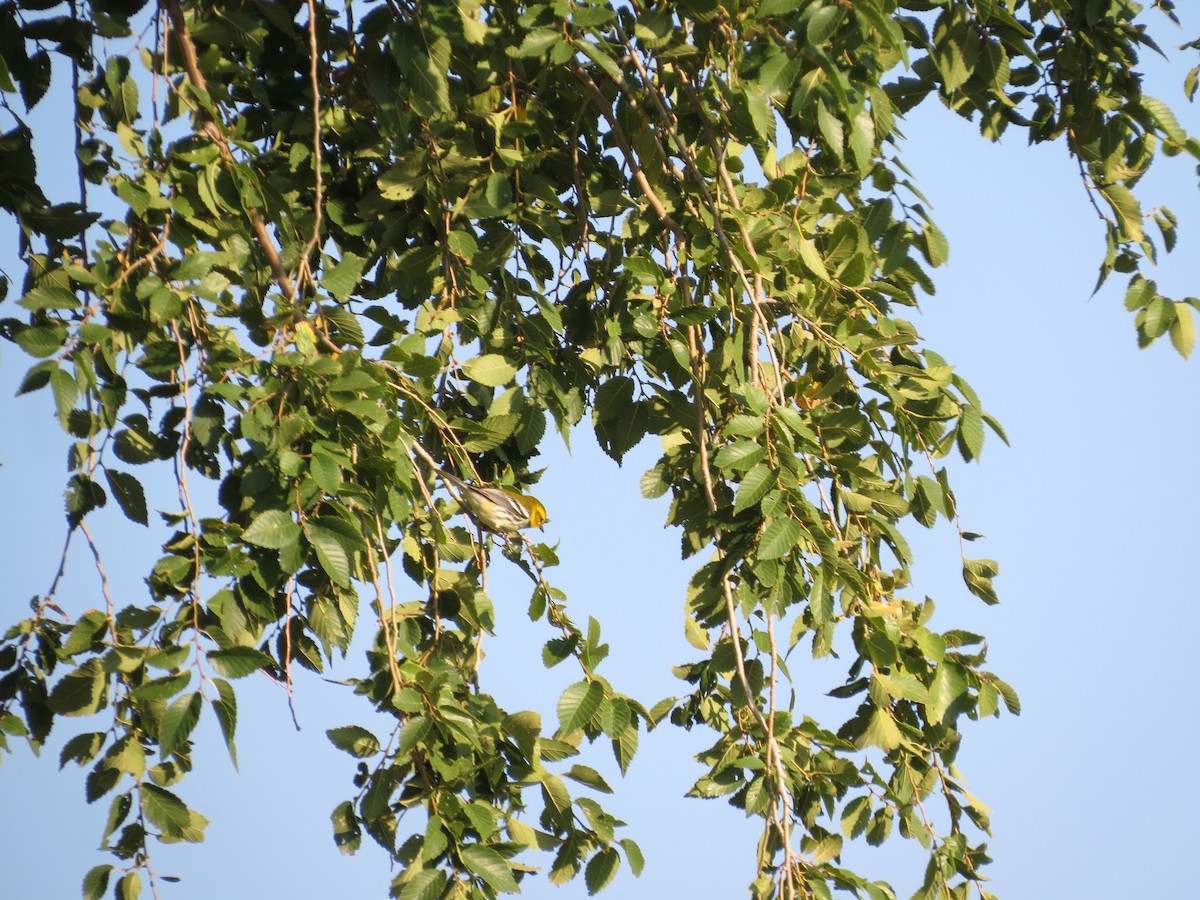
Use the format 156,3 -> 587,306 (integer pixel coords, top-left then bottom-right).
0,1 -> 1194,898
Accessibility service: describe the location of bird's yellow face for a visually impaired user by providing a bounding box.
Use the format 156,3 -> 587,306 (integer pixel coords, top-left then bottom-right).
525,497 -> 548,529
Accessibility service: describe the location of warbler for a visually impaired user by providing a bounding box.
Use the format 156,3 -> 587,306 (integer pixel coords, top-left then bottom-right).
438,470 -> 548,534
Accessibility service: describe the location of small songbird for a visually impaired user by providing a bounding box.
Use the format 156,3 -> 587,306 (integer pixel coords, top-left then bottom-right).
438,470 -> 548,534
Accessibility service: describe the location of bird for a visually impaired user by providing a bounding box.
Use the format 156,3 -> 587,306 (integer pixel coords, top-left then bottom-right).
437,470 -> 548,534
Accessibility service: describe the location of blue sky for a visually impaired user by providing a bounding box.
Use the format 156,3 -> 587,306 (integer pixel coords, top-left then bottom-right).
3,13 -> 1199,900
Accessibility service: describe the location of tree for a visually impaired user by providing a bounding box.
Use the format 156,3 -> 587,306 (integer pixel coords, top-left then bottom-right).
0,1 -> 1194,898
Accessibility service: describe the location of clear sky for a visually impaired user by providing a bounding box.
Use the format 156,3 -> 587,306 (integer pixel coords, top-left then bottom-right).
2,13 -> 1198,900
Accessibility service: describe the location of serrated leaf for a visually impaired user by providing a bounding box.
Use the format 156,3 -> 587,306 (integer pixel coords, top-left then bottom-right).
447,229 -> 478,261
565,764 -> 613,794
48,659 -> 106,716
60,731 -> 105,769
796,236 -> 830,281
640,465 -> 669,499
306,523 -> 353,587
462,353 -> 517,387
957,404 -> 984,461
397,715 -> 432,756
212,678 -> 238,769
104,469 -> 148,525
242,509 -> 300,549
758,517 -> 802,560
923,222 -> 949,267
207,646 -> 273,679
19,284 -> 80,310
321,253 -> 367,303
1098,182 -> 1144,242
116,871 -> 141,900
1140,95 -> 1187,144
82,864 -> 112,900
1170,302 -> 1196,358
713,439 -> 765,472
141,783 -> 208,842
927,661 -> 968,725
558,680 -> 604,734
397,870 -> 448,900
49,365 -> 77,425
327,725 -> 380,758
734,464 -> 775,514
620,838 -> 645,877
996,678 -> 1022,715
858,706 -> 902,751
841,796 -> 872,839
331,799 -> 361,854
585,847 -> 621,895
159,691 -> 202,759
461,844 -> 520,894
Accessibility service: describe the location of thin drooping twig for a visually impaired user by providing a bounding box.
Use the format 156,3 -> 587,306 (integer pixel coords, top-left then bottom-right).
163,0 -> 295,298
294,0 -> 325,301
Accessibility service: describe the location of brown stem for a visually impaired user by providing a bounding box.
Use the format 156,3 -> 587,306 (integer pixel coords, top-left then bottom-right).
163,0 -> 295,298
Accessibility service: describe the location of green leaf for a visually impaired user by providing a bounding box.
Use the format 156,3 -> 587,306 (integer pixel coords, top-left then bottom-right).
1098,182 -> 1144,242
957,404 -> 984,461
397,870 -> 448,900
60,732 -> 105,769
585,847 -> 621,895
558,680 -> 604,735
104,469 -> 148,525
858,707 -> 902,751
159,691 -> 202,758
594,381 -> 647,461
1139,95 -> 1187,144
713,439 -> 765,472
927,661 -> 968,725
462,353 -> 517,387
321,253 -> 367,303
49,366 -> 77,425
331,799 -> 361,854
212,678 -> 238,769
640,465 -> 670,499
141,783 -> 208,842
922,223 -> 949,267
131,671 -> 191,702
841,796 -> 872,839
565,764 -> 613,794
447,229 -> 478,262
758,517 -> 802,560
19,284 -> 80,310
208,646 -> 273,679
807,4 -> 844,44
817,101 -> 845,160
326,725 -> 380,758
620,838 -> 645,877
116,871 -> 141,900
742,83 -> 775,146
82,864 -> 112,900
61,609 -> 110,657
48,659 -> 106,716
15,324 -> 68,357
461,844 -> 520,894
612,722 -> 639,774
305,524 -> 353,587
996,677 -> 1022,715
1170,302 -> 1196,358
849,107 -> 876,176
242,509 -> 300,549
397,715 -> 432,756
796,237 -> 830,281
734,464 -> 775,514
963,557 -> 1000,605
